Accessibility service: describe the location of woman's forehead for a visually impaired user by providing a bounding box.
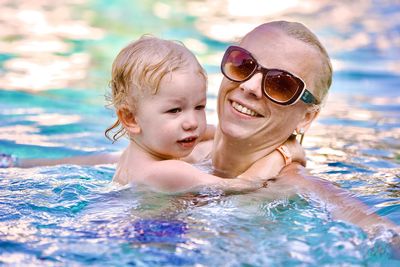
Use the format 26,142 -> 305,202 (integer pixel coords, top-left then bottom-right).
241,30 -> 314,64
240,30 -> 322,88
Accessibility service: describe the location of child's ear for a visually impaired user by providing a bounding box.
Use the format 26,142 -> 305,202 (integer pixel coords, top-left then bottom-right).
117,108 -> 141,135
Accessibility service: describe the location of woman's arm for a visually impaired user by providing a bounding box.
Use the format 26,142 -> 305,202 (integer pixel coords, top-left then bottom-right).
17,151 -> 121,168
277,163 -> 399,234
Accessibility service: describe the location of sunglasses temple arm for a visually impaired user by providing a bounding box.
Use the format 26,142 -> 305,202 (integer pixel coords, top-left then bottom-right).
301,90 -> 318,104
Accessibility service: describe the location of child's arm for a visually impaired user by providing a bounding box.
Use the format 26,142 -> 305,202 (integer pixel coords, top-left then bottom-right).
138,160 -> 264,194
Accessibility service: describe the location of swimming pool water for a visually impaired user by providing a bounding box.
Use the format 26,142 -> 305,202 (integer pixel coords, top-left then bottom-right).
0,165 -> 398,266
0,0 -> 399,266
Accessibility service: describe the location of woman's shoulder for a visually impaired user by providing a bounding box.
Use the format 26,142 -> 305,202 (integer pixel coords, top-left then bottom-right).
181,140 -> 213,164
273,163 -> 327,190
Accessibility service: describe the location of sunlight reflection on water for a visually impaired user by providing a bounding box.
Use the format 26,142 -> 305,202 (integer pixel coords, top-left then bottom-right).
0,0 -> 103,91
0,0 -> 398,201
0,0 -> 398,192
0,0 -> 399,265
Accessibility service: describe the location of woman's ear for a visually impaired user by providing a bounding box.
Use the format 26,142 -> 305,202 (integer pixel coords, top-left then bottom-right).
117,108 -> 141,135
296,106 -> 320,133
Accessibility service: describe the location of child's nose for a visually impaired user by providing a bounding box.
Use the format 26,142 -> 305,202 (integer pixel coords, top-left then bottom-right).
240,72 -> 263,99
182,113 -> 198,131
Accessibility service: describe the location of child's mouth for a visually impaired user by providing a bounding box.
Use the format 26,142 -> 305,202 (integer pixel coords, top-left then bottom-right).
177,136 -> 198,148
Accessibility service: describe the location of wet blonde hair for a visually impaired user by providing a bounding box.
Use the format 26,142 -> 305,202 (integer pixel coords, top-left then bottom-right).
249,21 -> 332,104
105,35 -> 207,141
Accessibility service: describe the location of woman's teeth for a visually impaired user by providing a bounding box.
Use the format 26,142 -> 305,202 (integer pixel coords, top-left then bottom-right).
231,101 -> 259,117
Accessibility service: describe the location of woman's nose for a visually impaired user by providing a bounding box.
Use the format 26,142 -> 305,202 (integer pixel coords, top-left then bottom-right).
240,72 -> 263,99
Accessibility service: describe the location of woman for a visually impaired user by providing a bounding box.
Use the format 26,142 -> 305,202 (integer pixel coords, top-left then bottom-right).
205,21 -> 399,235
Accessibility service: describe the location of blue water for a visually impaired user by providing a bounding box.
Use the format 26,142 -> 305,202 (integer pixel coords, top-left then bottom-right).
0,0 -> 400,266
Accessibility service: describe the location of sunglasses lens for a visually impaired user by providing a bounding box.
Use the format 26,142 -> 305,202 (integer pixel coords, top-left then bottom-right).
222,50 -> 256,81
264,70 -> 302,103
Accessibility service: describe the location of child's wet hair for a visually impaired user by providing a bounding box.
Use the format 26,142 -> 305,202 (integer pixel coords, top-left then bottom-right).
105,35 -> 207,141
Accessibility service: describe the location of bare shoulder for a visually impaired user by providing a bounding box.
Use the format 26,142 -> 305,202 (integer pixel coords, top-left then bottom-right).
265,163 -> 341,198
272,163 -> 310,187
149,159 -> 194,173
181,140 -> 213,164
136,160 -> 204,193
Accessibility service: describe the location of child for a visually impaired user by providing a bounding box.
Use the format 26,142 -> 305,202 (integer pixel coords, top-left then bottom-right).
105,35 -> 303,193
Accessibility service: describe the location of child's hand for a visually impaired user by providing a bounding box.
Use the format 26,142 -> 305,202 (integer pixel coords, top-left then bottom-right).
226,176 -> 265,193
201,124 -> 216,141
0,153 -> 19,168
283,137 -> 306,167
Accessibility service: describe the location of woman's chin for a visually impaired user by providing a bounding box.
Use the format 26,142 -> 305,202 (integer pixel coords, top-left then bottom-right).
218,121 -> 255,141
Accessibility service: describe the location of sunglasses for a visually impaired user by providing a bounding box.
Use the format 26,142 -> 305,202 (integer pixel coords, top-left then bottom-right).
221,46 -> 319,106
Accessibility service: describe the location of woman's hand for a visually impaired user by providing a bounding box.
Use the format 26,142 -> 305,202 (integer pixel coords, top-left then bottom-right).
283,136 -> 306,167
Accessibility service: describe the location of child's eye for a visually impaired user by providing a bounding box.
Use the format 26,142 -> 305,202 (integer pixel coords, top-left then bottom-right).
195,105 -> 205,110
166,108 -> 181,113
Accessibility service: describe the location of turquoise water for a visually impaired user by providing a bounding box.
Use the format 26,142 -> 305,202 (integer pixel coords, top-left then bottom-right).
0,0 -> 400,265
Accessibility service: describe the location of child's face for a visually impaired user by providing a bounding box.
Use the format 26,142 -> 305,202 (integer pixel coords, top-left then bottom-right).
134,68 -> 207,159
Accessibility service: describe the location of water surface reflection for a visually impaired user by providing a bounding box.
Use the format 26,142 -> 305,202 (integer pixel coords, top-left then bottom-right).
0,1 -> 399,264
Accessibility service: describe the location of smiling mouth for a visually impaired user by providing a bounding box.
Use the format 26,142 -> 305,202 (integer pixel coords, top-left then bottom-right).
231,101 -> 261,117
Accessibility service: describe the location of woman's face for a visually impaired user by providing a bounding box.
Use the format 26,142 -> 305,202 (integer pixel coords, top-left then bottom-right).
217,27 -> 322,149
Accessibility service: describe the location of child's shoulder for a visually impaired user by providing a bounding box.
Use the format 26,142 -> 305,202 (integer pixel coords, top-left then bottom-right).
137,159 -> 201,193
145,159 -> 194,177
